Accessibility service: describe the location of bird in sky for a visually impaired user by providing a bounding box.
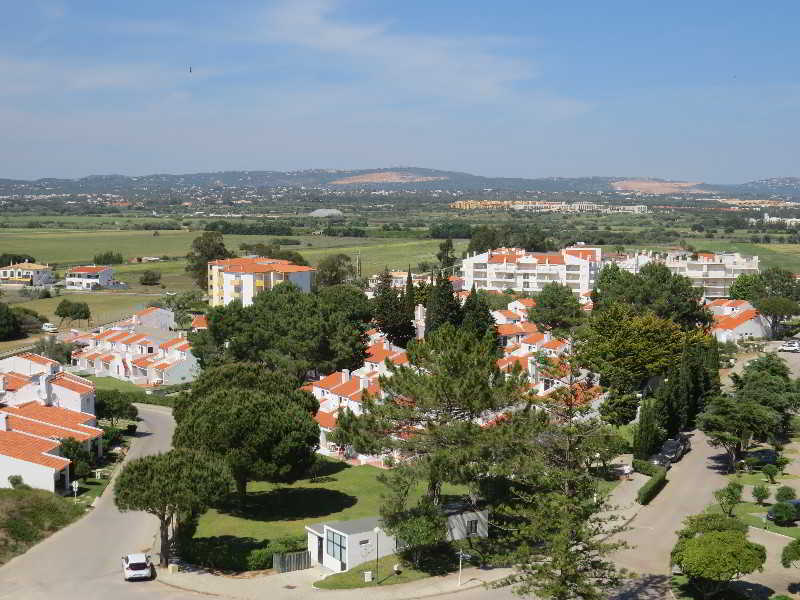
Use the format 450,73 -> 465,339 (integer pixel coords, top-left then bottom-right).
189,66 -> 192,74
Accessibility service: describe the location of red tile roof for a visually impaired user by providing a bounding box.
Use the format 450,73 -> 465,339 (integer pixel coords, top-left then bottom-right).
0,429 -> 70,469
314,371 -> 346,390
314,410 -> 338,429
50,372 -> 95,395
191,315 -> 208,329
6,414 -> 101,442
2,372 -> 31,392
135,307 -> 161,317
17,352 -> 59,367
159,337 -> 185,350
132,356 -> 155,367
2,402 -> 97,435
713,309 -> 760,331
68,265 -> 110,274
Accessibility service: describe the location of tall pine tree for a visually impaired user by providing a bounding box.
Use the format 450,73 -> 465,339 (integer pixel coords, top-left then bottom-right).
634,397 -> 662,459
373,269 -> 415,347
424,271 -> 462,337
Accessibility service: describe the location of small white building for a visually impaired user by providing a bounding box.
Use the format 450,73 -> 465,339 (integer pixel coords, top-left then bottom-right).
65,265 -> 114,290
0,262 -> 55,286
306,507 -> 488,573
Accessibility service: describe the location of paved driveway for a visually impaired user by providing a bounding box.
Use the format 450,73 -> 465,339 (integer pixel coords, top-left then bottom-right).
0,404 -> 192,600
611,430 -> 727,576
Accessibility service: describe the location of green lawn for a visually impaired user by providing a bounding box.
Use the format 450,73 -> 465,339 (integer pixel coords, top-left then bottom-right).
12,292 -> 157,327
86,376 -> 145,393
725,472 -> 799,486
707,500 -> 800,539
671,575 -> 748,600
195,458 -> 466,543
315,554 -> 430,589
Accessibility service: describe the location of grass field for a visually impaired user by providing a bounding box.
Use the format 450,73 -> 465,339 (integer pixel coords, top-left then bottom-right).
15,292 -> 156,326
86,376 -> 145,392
194,458 -> 466,546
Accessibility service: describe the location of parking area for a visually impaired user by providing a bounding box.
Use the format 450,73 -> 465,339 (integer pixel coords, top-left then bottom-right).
765,340 -> 800,378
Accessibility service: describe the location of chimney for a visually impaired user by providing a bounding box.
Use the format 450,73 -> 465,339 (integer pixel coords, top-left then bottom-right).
342,369 -> 350,382
0,413 -> 8,432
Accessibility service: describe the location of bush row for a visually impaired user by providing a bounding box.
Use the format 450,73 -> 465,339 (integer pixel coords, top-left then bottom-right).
178,534 -> 306,572
636,466 -> 667,505
632,459 -> 658,476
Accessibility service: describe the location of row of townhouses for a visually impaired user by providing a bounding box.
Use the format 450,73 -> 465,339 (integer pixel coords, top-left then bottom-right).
460,245 -> 760,300
306,298 -> 587,467
208,256 -> 316,307
69,307 -> 199,387
0,353 -> 101,493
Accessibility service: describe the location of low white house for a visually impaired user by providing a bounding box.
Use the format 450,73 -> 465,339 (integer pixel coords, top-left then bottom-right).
708,300 -> 772,343
0,262 -> 54,286
306,507 -> 489,573
65,265 -> 113,290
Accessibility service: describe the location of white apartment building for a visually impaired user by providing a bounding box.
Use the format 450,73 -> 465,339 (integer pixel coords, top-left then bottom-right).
208,257 -> 316,307
65,265 -> 114,290
461,246 -> 602,296
611,250 -> 760,299
0,262 -> 55,286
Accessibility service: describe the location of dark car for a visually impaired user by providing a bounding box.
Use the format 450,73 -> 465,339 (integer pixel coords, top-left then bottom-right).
649,453 -> 672,470
661,435 -> 691,463
767,499 -> 800,522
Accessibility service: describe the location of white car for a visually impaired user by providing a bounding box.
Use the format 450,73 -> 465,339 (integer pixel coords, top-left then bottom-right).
779,341 -> 800,353
41,322 -> 58,333
121,553 -> 153,581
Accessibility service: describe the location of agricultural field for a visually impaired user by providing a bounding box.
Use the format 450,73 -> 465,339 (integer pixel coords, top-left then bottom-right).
14,293 -> 156,327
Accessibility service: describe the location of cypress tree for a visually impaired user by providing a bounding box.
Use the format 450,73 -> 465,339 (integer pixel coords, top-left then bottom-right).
424,271 -> 462,337
461,286 -> 499,348
373,269 -> 415,347
654,369 -> 685,439
705,337 -> 722,395
634,397 -> 661,459
678,344 -> 695,429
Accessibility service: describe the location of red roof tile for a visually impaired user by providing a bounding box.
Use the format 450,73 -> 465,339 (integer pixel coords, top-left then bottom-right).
314,410 -> 338,429
0,429 -> 70,469
191,315 -> 208,329
17,352 -> 59,367
68,266 -> 110,274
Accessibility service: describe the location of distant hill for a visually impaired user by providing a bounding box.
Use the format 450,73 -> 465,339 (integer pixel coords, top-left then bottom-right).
1,167 -> 799,197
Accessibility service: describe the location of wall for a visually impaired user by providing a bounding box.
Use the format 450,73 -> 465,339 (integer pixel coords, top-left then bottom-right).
446,509 -> 489,541
345,528 -> 396,573
0,453 -> 58,492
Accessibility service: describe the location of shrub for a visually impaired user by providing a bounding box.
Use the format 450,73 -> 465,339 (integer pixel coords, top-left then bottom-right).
763,464 -> 779,484
7,475 -> 28,490
752,484 -> 770,505
139,270 -> 162,286
776,456 -> 791,474
632,459 -> 658,476
714,482 -> 744,518
246,535 -> 306,571
776,486 -> 797,503
771,501 -> 798,525
637,466 -> 667,505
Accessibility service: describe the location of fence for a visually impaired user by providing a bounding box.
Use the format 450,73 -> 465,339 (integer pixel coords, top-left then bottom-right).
273,550 -> 311,573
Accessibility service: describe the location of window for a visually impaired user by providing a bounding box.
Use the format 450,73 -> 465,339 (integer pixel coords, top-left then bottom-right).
326,530 -> 346,562
467,519 -> 479,536
359,539 -> 369,545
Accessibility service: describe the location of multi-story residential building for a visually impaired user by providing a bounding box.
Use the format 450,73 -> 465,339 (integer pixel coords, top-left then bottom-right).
71,307 -> 198,387
65,265 -> 114,290
610,250 -> 760,299
0,262 -> 55,286
208,257 -> 316,307
0,352 -> 102,493
461,246 -> 602,296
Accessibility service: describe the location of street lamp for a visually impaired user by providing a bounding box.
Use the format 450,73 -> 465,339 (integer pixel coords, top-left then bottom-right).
373,526 -> 381,584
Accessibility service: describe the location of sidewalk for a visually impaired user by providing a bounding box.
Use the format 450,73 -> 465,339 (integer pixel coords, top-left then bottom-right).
605,455 -> 647,528
156,564 -> 514,600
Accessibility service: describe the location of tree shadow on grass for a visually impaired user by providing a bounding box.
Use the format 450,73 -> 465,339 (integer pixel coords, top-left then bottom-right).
707,450 -> 737,475
729,579 -> 775,600
308,459 -> 349,479
221,487 -> 357,521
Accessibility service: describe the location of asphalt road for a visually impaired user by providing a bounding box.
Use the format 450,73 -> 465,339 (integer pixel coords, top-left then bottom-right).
0,404 -> 194,600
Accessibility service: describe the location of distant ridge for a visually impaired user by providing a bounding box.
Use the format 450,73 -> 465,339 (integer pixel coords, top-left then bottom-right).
1,167 -> 799,196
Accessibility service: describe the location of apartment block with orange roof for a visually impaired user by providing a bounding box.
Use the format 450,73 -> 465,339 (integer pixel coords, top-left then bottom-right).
208,256 -> 316,307
461,245 -> 602,296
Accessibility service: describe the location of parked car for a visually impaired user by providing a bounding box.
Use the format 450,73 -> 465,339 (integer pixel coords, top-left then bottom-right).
121,553 -> 154,581
649,453 -> 672,470
779,341 -> 800,353
767,499 -> 800,522
41,322 -> 58,333
661,435 -> 692,463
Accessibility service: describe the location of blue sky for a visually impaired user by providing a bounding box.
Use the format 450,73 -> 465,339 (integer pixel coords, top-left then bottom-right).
2,1 -> 799,182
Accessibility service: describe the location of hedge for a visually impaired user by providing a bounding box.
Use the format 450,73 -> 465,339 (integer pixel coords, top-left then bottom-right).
632,458 -> 658,476
636,466 -> 667,505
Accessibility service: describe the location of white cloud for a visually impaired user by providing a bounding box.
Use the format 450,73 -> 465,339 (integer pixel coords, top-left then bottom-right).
256,0 -> 535,102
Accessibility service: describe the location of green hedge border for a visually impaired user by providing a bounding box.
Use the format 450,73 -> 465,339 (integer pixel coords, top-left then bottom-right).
636,466 -> 667,505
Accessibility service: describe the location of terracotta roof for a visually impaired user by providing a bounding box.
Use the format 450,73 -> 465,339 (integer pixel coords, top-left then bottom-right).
132,356 -> 155,367
366,328 -> 378,336
519,322 -> 538,334
5,414 -> 101,442
100,354 -> 115,363
495,309 -> 519,321
542,339 -> 568,350
497,354 -> 530,372
0,429 -> 70,469
1,372 -> 31,392
135,307 -> 161,317
522,332 -> 546,345
106,331 -> 131,343
530,253 -> 565,265
563,248 -> 598,261
329,377 -> 364,398
713,309 -> 760,331
3,402 -> 97,434
314,410 -> 338,429
119,333 -> 149,345
497,323 -> 524,336
208,256 -> 292,267
315,371 -> 346,390
176,343 -> 191,352
191,315 -> 208,329
152,362 -> 177,371
50,372 -> 95,395
17,352 -> 59,367
515,298 -> 536,307
159,337 -> 184,350
68,266 -> 110,274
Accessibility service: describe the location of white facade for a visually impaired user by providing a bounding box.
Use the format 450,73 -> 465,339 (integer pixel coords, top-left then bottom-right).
611,251 -> 760,299
65,266 -> 113,290
461,246 -> 602,296
208,257 -> 316,307
0,262 -> 54,286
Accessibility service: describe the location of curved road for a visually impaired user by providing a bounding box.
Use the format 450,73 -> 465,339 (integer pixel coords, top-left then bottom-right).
0,404 -> 196,600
